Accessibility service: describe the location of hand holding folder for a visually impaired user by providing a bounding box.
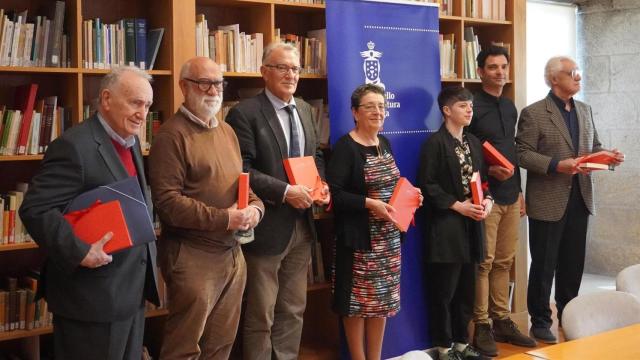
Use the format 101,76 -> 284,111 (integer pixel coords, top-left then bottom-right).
389,177 -> 422,232
283,156 -> 327,202
576,150 -> 618,171
64,200 -> 133,254
482,141 -> 515,171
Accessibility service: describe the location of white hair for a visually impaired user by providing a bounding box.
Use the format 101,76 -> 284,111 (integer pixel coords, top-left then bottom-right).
544,56 -> 575,87
262,42 -> 300,65
98,66 -> 152,101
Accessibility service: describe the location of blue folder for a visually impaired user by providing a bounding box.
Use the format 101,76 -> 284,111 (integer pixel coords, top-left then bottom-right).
64,177 -> 156,247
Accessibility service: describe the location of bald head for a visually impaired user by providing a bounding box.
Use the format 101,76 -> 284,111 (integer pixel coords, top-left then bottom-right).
179,57 -> 224,124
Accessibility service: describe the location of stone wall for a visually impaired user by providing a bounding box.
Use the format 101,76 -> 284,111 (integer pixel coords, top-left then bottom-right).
576,0 -> 640,275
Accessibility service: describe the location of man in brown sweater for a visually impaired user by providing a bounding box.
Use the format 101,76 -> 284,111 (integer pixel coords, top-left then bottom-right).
148,57 -> 264,359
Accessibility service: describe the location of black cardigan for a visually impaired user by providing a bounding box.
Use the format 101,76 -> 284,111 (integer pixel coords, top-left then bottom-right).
327,133 -> 393,250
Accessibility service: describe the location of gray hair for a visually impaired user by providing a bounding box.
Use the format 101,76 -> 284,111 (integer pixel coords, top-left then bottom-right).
544,56 -> 575,87
262,42 -> 300,65
98,66 -> 152,102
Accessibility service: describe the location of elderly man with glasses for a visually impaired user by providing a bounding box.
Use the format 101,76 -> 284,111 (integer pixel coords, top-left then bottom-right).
516,56 -> 624,344
149,56 -> 264,359
227,42 -> 329,360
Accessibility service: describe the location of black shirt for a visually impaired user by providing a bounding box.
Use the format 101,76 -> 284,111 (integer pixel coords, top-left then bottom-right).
468,89 -> 521,205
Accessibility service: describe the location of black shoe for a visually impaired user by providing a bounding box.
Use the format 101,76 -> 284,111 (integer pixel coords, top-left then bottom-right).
529,326 -> 558,344
439,349 -> 463,360
455,345 -> 492,360
493,318 -> 537,348
472,323 -> 498,357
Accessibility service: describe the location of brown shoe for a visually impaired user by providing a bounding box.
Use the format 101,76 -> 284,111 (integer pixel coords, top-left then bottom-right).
472,323 -> 498,357
493,318 -> 537,347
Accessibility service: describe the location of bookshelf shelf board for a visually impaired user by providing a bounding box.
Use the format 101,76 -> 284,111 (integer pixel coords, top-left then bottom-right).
273,1 -> 326,11
200,0 -> 325,9
0,155 -> 45,162
463,18 -> 512,26
441,78 -> 464,83
81,69 -> 172,76
307,281 -> 330,292
440,15 -> 464,21
0,242 -> 39,252
0,66 -> 79,74
0,327 -> 52,341
299,73 -> 326,79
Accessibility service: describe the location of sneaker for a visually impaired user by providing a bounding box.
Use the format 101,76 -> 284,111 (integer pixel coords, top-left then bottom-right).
529,326 -> 558,344
456,345 -> 492,360
472,323 -> 498,357
439,349 -> 463,360
493,318 -> 537,347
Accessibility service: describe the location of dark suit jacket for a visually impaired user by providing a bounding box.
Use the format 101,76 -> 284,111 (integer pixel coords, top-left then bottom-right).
418,125 -> 487,263
226,91 -> 324,255
516,95 -> 603,221
20,115 -> 159,322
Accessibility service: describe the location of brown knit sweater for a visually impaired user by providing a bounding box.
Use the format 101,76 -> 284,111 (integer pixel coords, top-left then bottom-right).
148,111 -> 264,252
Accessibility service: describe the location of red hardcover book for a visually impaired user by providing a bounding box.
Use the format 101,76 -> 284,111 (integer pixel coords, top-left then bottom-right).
482,141 -> 514,171
238,172 -> 249,209
388,177 -> 421,232
14,84 -> 39,155
471,171 -> 484,205
283,156 -> 324,201
576,151 -> 617,170
63,200 -> 133,254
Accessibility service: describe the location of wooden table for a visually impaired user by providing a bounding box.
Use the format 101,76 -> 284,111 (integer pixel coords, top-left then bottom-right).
525,323 -> 640,359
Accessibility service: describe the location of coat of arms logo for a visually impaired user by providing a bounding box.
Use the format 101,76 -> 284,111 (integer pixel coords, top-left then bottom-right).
360,41 -> 385,90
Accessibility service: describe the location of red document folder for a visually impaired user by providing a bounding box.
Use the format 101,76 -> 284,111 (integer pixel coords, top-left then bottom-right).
63,200 -> 133,254
576,151 -> 617,171
482,141 -> 515,171
283,156 -> 324,201
238,173 -> 249,209
389,177 -> 421,232
470,171 -> 484,206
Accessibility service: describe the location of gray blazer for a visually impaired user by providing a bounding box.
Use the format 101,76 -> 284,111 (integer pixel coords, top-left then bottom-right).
20,115 -> 160,322
226,92 -> 325,255
516,95 -> 603,222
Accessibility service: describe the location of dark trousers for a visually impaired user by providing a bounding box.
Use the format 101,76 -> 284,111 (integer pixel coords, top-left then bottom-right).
527,180 -> 589,329
428,262 -> 476,347
53,307 -> 145,360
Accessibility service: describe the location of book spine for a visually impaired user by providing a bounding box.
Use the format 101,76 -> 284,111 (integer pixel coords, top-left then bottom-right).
135,18 -> 146,69
124,19 -> 135,66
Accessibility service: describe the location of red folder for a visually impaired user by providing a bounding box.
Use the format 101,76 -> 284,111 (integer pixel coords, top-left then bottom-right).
389,177 -> 421,232
283,156 -> 324,201
576,151 -> 616,171
470,172 -> 484,206
63,200 -> 133,254
238,173 -> 249,209
482,141 -> 514,171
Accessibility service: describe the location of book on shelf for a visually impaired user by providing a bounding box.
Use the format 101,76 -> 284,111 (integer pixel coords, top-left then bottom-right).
439,33 -> 456,79
482,141 -> 514,171
0,274 -> 52,333
273,29 -> 326,75
463,27 -> 480,79
388,177 -> 421,232
83,17 -> 151,70
465,0 -> 506,20
146,28 -> 164,70
470,171 -> 483,206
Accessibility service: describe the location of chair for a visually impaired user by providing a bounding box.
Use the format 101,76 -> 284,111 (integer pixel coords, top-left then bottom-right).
616,264 -> 640,298
561,290 -> 640,340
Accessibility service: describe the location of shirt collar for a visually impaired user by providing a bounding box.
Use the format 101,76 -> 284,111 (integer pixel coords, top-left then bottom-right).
478,88 -> 501,103
549,90 -> 575,112
179,105 -> 219,129
97,112 -> 136,148
264,88 -> 297,110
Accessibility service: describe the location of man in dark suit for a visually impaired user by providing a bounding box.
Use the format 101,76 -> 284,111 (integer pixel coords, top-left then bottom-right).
516,56 -> 624,344
226,42 -> 329,359
20,66 -> 159,360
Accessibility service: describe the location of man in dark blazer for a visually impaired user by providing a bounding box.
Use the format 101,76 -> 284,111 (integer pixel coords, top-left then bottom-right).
516,56 -> 624,344
20,66 -> 159,360
226,42 -> 328,359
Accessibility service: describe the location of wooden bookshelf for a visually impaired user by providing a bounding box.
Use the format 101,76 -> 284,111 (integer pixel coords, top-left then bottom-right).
0,243 -> 38,252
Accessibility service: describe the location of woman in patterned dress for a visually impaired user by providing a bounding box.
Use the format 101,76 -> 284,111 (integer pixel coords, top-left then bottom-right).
327,84 -> 422,360
418,86 -> 493,360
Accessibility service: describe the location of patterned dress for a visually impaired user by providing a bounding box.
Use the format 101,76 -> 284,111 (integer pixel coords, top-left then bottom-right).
342,145 -> 402,317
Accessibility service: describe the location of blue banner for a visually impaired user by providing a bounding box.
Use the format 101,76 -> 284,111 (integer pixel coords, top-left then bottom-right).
327,0 -> 441,357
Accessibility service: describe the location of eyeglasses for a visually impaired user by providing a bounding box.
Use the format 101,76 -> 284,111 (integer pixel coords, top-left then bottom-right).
264,64 -> 301,75
183,78 -> 228,92
358,103 -> 386,113
560,68 -> 582,80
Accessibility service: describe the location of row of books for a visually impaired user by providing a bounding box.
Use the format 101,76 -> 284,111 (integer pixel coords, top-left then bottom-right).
1,276 -> 52,333
463,27 -> 481,79
82,18 -> 164,70
440,33 -> 457,79
195,17 -> 264,74
274,28 -> 326,75
0,184 -> 31,246
0,2 -> 68,68
465,0 -> 507,20
0,85 -> 69,156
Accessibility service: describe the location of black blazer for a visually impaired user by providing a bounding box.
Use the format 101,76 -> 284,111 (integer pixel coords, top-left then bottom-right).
226,92 -> 325,255
20,115 -> 159,322
327,134 -> 393,251
418,125 -> 488,263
